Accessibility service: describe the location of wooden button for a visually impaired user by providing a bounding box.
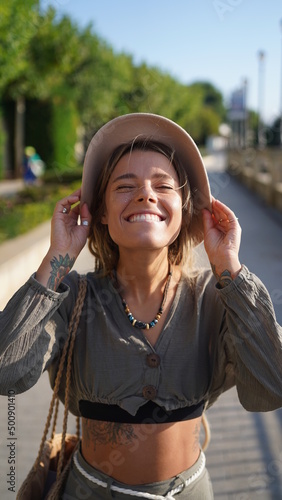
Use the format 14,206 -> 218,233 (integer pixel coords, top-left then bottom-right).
146,353 -> 161,368
142,385 -> 157,400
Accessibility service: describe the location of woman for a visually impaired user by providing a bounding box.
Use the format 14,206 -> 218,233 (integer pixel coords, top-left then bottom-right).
1,113 -> 282,499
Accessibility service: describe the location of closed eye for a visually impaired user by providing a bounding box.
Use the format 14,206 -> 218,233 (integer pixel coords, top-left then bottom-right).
117,184 -> 174,192
116,184 -> 136,192
155,184 -> 174,191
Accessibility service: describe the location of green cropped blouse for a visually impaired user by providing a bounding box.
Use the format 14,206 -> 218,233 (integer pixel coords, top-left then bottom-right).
0,265 -> 281,417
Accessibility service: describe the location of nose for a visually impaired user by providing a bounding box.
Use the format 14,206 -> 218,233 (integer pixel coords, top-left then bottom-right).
136,183 -> 157,203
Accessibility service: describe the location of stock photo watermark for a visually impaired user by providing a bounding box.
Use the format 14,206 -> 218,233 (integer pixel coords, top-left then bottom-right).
212,0 -> 244,21
6,390 -> 17,494
233,450 -> 282,499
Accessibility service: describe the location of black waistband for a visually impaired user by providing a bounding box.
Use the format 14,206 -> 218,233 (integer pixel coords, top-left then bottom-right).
79,400 -> 204,424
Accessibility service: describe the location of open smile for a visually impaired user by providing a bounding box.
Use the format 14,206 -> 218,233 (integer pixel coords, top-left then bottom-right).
126,213 -> 165,223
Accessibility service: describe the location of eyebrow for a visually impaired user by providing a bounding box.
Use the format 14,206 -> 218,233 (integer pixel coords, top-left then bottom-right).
112,172 -> 175,183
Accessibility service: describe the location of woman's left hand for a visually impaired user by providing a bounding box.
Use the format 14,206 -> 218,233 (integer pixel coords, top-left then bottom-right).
202,198 -> 242,282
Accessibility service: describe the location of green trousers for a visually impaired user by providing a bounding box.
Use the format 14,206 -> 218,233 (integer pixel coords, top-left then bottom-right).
62,447 -> 214,499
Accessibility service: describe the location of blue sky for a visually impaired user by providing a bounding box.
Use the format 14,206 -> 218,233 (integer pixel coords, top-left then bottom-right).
41,0 -> 282,124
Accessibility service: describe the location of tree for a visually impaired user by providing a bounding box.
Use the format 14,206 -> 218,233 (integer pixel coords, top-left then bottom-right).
0,0 -> 40,97
266,117 -> 281,147
0,1 -> 92,175
0,0 -> 40,175
189,81 -> 225,119
0,1 -> 227,178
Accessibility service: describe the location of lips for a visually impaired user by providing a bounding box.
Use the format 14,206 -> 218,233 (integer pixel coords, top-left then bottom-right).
127,213 -> 164,223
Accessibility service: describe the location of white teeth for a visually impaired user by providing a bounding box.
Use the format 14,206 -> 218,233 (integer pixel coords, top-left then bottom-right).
128,213 -> 162,222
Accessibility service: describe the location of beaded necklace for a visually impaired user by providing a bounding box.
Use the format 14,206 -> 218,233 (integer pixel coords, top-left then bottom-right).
115,266 -> 172,330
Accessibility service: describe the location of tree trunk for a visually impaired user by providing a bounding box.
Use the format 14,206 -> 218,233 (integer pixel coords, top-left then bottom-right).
14,96 -> 25,178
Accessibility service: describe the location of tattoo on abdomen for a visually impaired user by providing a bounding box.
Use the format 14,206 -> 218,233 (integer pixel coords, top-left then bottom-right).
47,254 -> 75,290
82,420 -> 137,449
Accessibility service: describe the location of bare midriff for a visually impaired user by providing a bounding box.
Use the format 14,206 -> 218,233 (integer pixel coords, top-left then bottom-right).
81,416 -> 202,484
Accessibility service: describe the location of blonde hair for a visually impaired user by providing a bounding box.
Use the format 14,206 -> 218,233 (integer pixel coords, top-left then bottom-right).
88,138 -> 196,274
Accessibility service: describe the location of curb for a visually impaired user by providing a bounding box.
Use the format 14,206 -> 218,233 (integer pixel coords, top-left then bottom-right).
0,221 -> 51,309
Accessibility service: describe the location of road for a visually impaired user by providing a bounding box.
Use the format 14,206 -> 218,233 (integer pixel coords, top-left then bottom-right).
0,152 -> 282,499
203,153 -> 282,499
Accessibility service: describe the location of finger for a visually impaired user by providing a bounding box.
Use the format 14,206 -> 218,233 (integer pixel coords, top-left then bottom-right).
80,202 -> 92,229
202,208 -> 215,233
56,189 -> 81,213
71,202 -> 91,227
202,208 -> 228,232
212,199 -> 238,226
217,217 -> 239,226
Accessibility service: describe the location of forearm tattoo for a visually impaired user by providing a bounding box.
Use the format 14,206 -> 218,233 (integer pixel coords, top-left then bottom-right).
82,419 -> 137,451
211,264 -> 233,288
47,253 -> 75,290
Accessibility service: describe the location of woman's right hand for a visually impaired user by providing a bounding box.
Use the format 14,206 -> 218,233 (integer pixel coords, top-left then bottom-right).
50,188 -> 91,257
35,189 -> 92,290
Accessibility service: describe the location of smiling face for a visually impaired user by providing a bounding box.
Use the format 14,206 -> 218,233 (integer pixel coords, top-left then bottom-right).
101,149 -> 183,256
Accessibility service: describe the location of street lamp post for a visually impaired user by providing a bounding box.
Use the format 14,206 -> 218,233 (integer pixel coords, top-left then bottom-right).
279,19 -> 282,146
242,78 -> 248,148
257,50 -> 265,148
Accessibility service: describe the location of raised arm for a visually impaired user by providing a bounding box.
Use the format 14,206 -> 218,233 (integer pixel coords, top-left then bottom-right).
202,197 -> 242,286
203,198 -> 282,410
0,189 -> 91,394
36,188 -> 91,289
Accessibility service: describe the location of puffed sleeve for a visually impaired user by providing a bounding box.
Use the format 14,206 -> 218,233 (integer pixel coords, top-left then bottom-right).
208,265 -> 282,411
0,272 -> 79,395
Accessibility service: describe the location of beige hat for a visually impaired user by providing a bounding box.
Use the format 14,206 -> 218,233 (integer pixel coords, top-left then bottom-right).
81,113 -> 212,244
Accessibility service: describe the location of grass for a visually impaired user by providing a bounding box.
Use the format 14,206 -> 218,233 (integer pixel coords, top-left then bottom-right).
0,181 -> 81,244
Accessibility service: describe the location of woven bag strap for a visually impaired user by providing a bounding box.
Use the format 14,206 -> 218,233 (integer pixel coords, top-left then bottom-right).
33,274 -> 87,471
56,275 -> 87,477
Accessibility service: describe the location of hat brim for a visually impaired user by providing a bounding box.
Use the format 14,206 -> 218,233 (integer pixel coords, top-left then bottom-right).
81,113 -> 212,245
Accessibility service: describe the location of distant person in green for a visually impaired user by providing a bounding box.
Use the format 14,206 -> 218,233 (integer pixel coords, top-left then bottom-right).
23,146 -> 45,185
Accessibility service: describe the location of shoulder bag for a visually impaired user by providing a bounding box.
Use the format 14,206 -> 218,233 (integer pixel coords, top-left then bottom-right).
17,275 -> 87,500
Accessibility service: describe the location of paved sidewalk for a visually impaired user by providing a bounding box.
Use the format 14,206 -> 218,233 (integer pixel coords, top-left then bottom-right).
205,163 -> 282,499
0,153 -> 282,499
0,179 -> 25,197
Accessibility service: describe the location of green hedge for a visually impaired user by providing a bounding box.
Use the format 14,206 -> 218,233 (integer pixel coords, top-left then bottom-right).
0,108 -> 6,180
0,180 -> 80,243
50,97 -> 80,175
25,97 -> 80,176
